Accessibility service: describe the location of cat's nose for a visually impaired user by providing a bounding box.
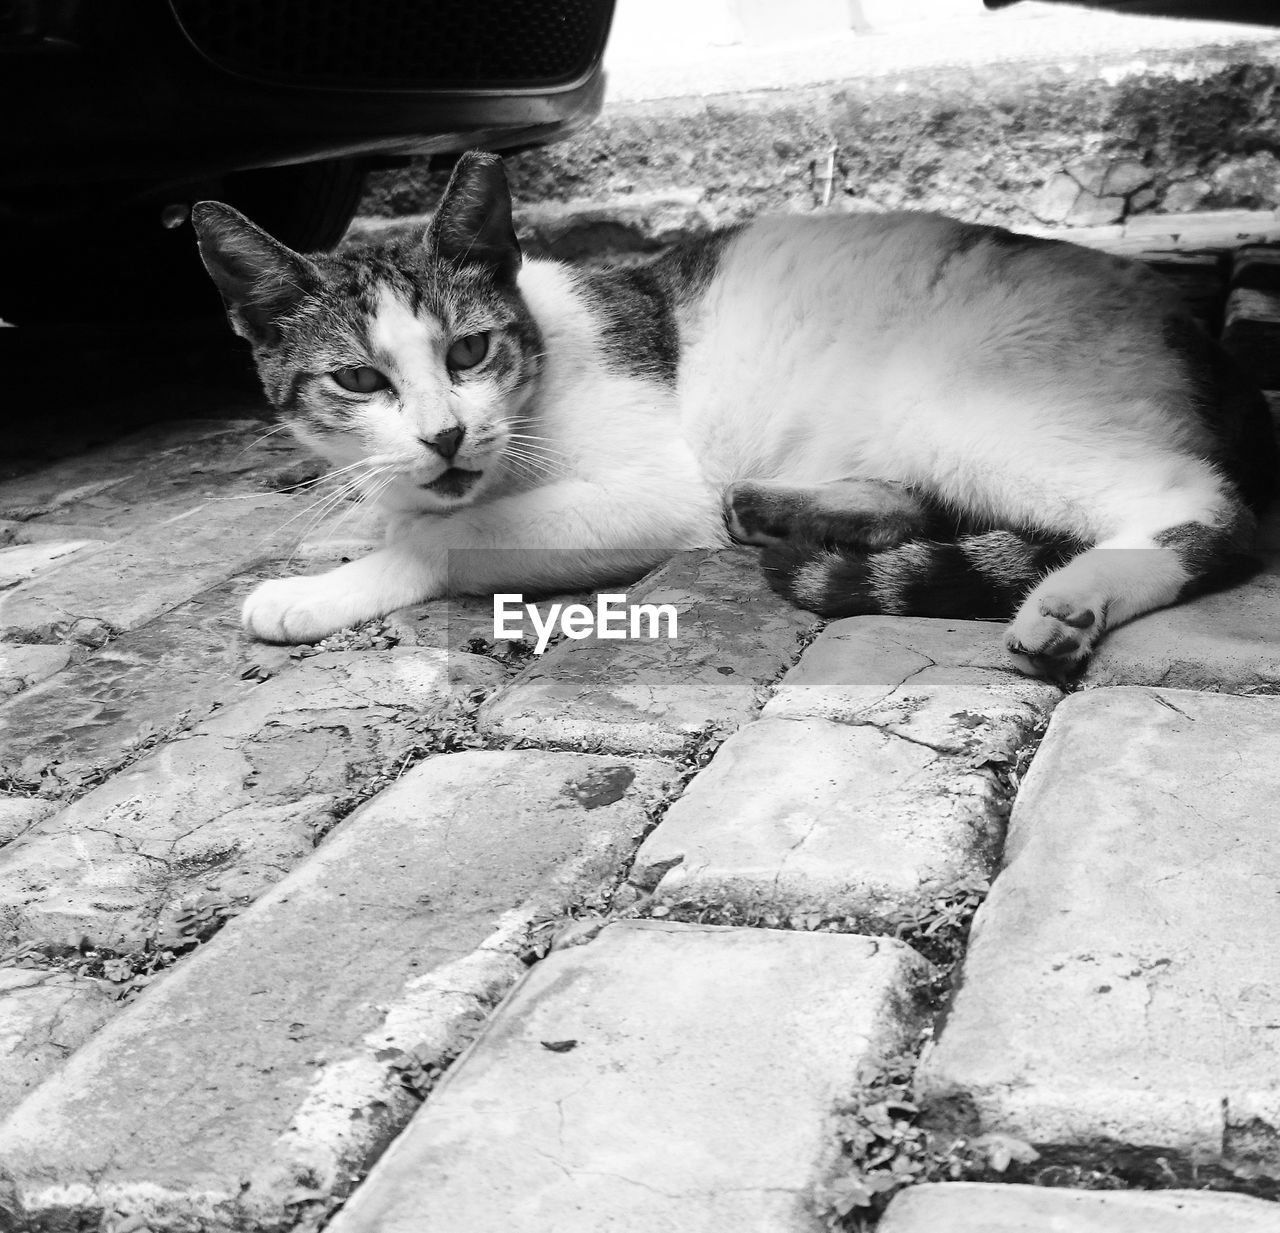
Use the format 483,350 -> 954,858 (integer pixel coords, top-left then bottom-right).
422,425 -> 464,460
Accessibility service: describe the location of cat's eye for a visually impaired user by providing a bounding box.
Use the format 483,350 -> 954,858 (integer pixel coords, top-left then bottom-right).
447,333 -> 489,372
331,366 -> 390,394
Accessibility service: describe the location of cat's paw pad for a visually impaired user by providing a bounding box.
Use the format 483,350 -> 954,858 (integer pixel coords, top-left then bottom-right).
1004,595 -> 1101,677
242,577 -> 352,645
724,482 -> 797,546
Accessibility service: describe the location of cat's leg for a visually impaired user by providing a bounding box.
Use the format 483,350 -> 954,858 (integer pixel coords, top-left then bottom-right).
725,478 -> 932,551
244,473 -> 725,643
243,544 -> 447,643
1004,495 -> 1259,676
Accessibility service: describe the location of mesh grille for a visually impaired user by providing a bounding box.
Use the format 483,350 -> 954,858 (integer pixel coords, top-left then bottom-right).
168,0 -> 612,90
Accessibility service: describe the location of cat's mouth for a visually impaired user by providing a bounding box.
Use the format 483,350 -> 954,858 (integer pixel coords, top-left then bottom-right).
420,467 -> 484,500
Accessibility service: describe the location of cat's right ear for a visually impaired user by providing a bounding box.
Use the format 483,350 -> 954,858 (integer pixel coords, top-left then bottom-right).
191,202 -> 318,346
425,151 -> 521,284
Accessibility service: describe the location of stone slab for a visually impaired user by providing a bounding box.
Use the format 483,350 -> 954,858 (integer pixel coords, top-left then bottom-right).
632,618 -> 1060,920
0,418 -> 303,533
917,687 -> 1280,1178
0,750 -> 674,1233
0,540 -> 101,588
0,967 -> 117,1121
0,494 -> 296,643
878,1183 -> 1280,1233
327,921 -> 934,1233
0,644 -> 73,700
0,798 -> 54,849
1,564 -> 294,785
479,548 -> 815,755
0,647 -> 503,953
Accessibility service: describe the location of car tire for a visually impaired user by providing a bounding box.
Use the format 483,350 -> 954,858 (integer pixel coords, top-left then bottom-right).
219,157 -> 367,254
0,158 -> 367,326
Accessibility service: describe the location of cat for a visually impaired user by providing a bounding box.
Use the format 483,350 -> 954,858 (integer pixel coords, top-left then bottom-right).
193,150 -> 1278,677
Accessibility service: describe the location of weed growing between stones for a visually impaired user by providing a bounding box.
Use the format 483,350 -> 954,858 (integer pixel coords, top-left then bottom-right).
815,1044 -> 1043,1230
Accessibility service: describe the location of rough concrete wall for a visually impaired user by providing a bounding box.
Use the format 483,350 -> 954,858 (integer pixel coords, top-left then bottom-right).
360,49 -> 1280,232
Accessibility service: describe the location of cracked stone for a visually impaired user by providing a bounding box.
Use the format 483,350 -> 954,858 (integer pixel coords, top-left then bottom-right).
1030,172 -> 1081,225
0,419 -> 304,535
879,1182 -> 1280,1232
1160,178 -> 1213,213
0,493 -> 296,642
326,921 -> 934,1233
1102,159 -> 1152,198
0,648 -> 503,952
0,967 -> 117,1120
0,540 -> 103,588
0,798 -> 55,849
1063,192 -> 1127,228
0,564 -> 289,781
0,644 -> 73,699
1213,152 -> 1280,204
0,750 -> 673,1233
917,688 -> 1280,1179
632,618 -> 1060,919
479,548 -> 815,755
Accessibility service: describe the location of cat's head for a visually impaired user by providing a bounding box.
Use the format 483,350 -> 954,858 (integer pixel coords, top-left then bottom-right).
192,151 -> 543,513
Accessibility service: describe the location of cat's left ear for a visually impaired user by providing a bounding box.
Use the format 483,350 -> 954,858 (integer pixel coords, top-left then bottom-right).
191,202 -> 319,347
425,151 -> 521,284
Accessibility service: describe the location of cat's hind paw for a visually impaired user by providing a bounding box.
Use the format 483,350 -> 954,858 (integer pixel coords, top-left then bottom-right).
242,576 -> 358,645
725,478 -> 931,552
1004,594 -> 1101,677
724,481 -> 799,546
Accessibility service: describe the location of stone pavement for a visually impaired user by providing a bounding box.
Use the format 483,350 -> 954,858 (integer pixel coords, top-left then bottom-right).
1,225 -> 1280,1230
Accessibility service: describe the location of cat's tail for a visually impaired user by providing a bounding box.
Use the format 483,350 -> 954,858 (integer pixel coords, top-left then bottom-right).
760,530 -> 1080,620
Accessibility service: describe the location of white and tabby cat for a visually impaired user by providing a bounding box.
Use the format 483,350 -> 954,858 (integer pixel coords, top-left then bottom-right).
193,151 -> 1277,676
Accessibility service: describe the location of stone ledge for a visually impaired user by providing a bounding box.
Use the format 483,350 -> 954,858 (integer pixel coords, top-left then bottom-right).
363,46 -> 1280,239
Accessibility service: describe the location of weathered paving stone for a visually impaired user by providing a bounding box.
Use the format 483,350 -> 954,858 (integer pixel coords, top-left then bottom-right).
631,617 -> 1060,921
0,493 -> 297,643
917,687 -> 1280,1180
0,644 -> 73,699
0,647 -> 503,953
0,749 -> 673,1233
0,564 -> 315,784
0,798 -> 54,848
326,921 -> 934,1233
0,540 -> 102,588
1084,471 -> 1280,691
479,547 -> 816,755
0,967 -> 116,1121
878,1182 -> 1280,1232
0,418 -> 304,533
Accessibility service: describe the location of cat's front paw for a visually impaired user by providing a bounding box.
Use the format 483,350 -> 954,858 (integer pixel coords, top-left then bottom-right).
242,576 -> 357,645
1005,594 -> 1101,677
